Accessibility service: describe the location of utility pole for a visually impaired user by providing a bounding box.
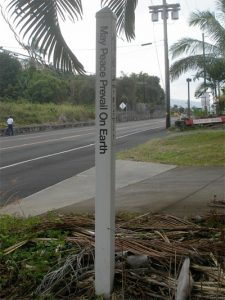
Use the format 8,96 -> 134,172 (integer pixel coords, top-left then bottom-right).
202,33 -> 206,88
202,33 -> 208,114
186,78 -> 192,118
149,1 -> 180,128
162,0 -> 170,128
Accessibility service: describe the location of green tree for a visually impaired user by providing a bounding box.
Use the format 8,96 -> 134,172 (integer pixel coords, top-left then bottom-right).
68,75 -> 95,105
217,88 -> 225,113
78,75 -> 95,105
3,0 -> 85,74
116,72 -> 164,110
116,74 -> 136,109
169,0 -> 225,96
132,72 -> 165,105
27,70 -> 69,103
2,0 -> 167,106
3,0 -> 141,74
0,52 -> 22,98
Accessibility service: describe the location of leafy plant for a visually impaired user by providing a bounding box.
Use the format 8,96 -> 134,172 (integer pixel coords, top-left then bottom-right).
0,52 -> 22,98
0,100 -> 95,126
0,213 -> 76,299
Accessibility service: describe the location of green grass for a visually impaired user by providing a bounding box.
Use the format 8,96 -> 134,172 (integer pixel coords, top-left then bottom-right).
0,213 -> 78,299
117,130 -> 225,166
0,100 -> 95,127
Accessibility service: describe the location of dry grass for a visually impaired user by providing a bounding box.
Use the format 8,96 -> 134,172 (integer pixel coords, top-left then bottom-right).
1,212 -> 224,299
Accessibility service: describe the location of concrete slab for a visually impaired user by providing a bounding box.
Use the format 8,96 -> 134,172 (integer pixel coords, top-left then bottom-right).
58,166 -> 225,218
0,160 -> 176,216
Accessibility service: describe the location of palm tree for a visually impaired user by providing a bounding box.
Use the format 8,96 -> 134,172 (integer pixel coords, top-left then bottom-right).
4,0 -> 225,80
169,0 -> 225,96
101,0 -> 138,41
2,0 -> 139,74
2,0 -> 85,74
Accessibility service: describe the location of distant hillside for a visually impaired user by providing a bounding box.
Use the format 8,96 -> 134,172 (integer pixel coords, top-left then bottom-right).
171,99 -> 201,108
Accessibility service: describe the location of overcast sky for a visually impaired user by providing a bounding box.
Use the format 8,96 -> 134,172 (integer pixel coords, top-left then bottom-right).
0,0 -> 217,104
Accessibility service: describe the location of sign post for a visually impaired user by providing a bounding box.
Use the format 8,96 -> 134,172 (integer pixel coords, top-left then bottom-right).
95,7 -> 117,298
201,92 -> 210,114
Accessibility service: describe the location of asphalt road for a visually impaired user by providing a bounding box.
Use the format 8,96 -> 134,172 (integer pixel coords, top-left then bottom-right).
0,119 -> 166,205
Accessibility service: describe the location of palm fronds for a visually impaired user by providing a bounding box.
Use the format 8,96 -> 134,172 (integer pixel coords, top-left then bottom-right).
2,212 -> 225,298
170,0 -> 225,93
35,213 -> 225,299
189,10 -> 225,52
101,0 -> 138,41
170,55 -> 204,80
170,38 -> 220,60
5,0 -> 85,73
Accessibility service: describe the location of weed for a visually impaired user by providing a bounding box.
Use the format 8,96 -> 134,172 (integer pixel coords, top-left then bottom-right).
0,100 -> 95,126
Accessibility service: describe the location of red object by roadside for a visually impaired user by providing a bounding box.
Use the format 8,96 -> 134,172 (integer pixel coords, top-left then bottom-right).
184,116 -> 225,126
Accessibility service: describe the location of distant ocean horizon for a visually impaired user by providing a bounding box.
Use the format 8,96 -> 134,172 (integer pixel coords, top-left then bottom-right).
171,98 -> 202,108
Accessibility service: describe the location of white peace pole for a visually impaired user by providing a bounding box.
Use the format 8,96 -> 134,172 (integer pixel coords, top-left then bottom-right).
95,7 -> 117,298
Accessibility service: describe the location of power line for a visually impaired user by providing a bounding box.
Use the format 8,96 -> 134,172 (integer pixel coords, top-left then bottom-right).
0,47 -> 30,58
0,44 -> 25,50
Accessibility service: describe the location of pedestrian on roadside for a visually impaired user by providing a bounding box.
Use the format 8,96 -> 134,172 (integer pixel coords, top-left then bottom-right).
6,115 -> 14,136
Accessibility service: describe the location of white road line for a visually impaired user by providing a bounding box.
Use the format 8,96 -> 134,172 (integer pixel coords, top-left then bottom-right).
1,121 -> 163,151
0,144 -> 94,170
0,132 -> 93,150
0,125 -> 163,170
4,126 -> 94,141
117,125 -> 162,139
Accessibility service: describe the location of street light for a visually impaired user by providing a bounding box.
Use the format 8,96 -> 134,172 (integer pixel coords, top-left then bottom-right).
141,42 -> 152,47
186,78 -> 192,118
149,1 -> 180,128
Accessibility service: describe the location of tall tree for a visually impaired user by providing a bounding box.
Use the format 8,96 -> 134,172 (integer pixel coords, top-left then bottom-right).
3,0 -> 141,74
116,72 -> 164,110
169,0 -> 225,95
0,52 -> 22,98
132,72 -> 165,105
116,73 -> 136,109
2,0 -> 85,74
101,0 -> 138,41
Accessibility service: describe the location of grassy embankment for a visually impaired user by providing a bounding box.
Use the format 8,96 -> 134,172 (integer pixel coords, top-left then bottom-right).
118,130 -> 225,166
0,100 -> 95,127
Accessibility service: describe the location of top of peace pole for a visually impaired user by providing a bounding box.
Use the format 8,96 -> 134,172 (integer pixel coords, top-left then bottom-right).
96,7 -> 117,19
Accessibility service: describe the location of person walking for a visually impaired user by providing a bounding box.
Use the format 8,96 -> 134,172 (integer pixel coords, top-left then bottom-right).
6,116 -> 14,136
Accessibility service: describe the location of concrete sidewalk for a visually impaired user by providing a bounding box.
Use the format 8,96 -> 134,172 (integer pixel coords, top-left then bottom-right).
0,160 -> 224,217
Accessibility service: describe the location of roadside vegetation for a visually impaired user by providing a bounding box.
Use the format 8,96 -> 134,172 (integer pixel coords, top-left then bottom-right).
0,52 -> 165,129
0,100 -> 95,127
118,129 -> 225,166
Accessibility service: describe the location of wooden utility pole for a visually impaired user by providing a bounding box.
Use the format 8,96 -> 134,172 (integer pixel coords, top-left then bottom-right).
149,1 -> 180,128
